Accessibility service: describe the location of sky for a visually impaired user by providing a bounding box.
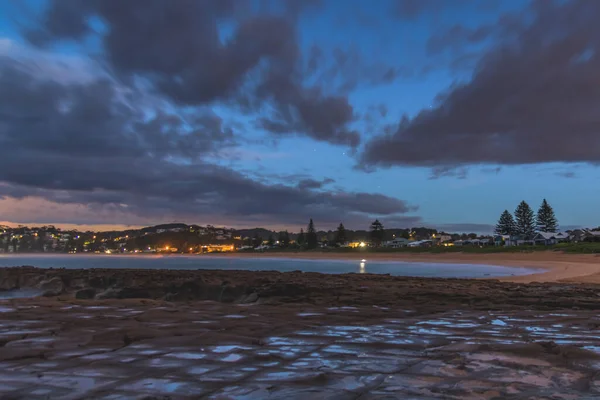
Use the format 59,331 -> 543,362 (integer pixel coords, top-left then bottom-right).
0,0 -> 599,233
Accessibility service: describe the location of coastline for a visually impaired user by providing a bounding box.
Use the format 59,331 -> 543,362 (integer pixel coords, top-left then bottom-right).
2,250 -> 600,283
215,251 -> 600,283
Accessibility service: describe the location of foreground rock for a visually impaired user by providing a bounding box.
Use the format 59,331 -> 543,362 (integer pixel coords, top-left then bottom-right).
2,266 -> 600,310
37,277 -> 64,296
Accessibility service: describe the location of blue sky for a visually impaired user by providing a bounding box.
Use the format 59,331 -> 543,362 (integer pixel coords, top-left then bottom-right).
0,0 -> 598,233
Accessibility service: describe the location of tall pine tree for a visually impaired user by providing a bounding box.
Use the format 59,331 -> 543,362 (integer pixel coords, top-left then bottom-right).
306,219 -> 318,249
370,219 -> 385,246
514,201 -> 536,237
335,223 -> 347,245
495,210 -> 516,235
536,199 -> 558,232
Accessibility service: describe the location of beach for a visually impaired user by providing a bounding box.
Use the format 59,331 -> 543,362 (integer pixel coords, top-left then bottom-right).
218,250 -> 600,283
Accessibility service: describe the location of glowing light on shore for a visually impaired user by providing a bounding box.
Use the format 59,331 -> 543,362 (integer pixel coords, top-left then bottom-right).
359,242 -> 366,247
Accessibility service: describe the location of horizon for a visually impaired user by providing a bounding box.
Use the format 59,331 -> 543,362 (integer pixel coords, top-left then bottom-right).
0,219 -> 591,236
1,1 -> 600,231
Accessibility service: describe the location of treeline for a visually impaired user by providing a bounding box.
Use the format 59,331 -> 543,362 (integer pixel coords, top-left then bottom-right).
495,199 -> 558,236
249,219 -> 475,250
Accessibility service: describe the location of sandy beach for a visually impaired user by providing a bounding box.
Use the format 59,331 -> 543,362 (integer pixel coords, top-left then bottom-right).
217,250 -> 600,284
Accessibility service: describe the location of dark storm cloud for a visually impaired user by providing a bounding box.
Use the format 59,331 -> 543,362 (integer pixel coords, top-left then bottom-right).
363,0 -> 600,169
297,178 -> 335,190
27,0 -> 361,148
429,167 -> 468,180
0,60 -> 417,227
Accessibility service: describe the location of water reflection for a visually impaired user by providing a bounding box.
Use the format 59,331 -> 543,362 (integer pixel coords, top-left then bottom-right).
359,261 -> 366,273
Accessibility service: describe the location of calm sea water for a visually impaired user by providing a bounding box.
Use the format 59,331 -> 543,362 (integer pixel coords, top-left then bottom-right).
0,254 -> 542,278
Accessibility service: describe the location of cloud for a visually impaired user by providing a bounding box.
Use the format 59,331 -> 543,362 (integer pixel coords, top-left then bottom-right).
362,0 -> 600,169
0,58 -> 417,229
297,178 -> 335,190
429,166 -> 468,180
26,0 -> 364,148
433,223 -> 495,234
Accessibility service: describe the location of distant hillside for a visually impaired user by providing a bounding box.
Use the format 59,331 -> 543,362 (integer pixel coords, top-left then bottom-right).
233,228 -> 278,239
140,223 -> 189,233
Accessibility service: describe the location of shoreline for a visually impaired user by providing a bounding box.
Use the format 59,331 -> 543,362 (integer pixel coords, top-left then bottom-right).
215,251 -> 600,283
2,250 -> 600,283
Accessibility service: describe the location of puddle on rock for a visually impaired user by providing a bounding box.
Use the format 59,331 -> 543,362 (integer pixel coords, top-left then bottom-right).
211,345 -> 253,353
221,353 -> 244,363
166,352 -> 207,360
297,312 -> 323,317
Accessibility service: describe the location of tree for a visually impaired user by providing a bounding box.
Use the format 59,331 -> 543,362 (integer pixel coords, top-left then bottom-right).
536,199 -> 558,232
267,235 -> 274,246
495,210 -> 516,235
306,219 -> 318,249
370,219 -> 385,246
514,201 -> 536,236
334,223 -> 347,245
252,234 -> 262,248
278,231 -> 290,247
297,229 -> 305,246
468,233 -> 478,240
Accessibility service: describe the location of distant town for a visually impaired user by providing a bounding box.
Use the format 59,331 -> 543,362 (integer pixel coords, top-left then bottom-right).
1,200 -> 599,254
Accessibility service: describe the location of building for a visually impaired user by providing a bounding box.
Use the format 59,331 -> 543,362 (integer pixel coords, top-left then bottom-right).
569,229 -> 600,242
506,235 -> 535,246
431,234 -> 452,243
201,244 -> 235,253
346,241 -> 368,248
494,235 -> 510,246
383,238 -> 409,248
407,240 -> 432,248
533,232 -> 570,246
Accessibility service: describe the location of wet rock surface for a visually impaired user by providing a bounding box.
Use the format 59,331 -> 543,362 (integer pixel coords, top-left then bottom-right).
1,299 -> 600,399
2,267 -> 600,398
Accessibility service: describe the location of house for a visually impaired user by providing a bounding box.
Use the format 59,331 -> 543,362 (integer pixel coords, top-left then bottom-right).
569,229 -> 600,242
507,235 -> 535,246
494,235 -> 510,246
383,238 -> 409,248
407,240 -> 432,248
432,234 -> 452,243
533,232 -> 559,246
346,241 -> 368,248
